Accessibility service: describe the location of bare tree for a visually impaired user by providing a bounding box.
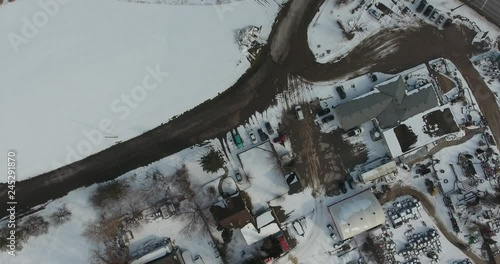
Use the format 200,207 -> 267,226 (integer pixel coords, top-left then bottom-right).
20,215 -> 49,238
89,240 -> 129,264
83,214 -> 122,244
171,165 -> 194,199
90,180 -> 130,209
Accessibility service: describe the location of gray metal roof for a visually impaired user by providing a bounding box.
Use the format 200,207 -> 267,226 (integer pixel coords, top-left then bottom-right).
336,76 -> 439,130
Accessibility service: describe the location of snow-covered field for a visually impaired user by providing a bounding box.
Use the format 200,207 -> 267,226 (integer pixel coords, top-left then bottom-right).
0,0 -> 285,180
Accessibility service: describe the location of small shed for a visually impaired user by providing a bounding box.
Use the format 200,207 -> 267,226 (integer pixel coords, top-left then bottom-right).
359,161 -> 398,183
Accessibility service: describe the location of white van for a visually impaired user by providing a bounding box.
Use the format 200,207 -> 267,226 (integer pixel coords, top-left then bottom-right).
295,106 -> 304,120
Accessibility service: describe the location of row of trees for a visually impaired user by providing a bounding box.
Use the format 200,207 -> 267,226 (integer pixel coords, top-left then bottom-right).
81,146 -> 226,263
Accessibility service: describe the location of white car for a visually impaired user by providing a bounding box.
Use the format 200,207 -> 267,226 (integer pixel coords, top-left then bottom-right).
248,131 -> 258,144
295,105 -> 304,120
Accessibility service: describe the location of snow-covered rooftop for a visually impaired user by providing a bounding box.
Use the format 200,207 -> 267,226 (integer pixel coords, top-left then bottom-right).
240,222 -> 280,245
328,190 -> 385,240
255,210 -> 275,229
382,106 -> 461,158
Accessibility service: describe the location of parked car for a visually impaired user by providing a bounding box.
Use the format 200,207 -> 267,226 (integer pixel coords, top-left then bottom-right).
370,74 -> 378,82
295,105 -> 304,120
429,10 -> 439,20
257,129 -> 269,141
443,18 -> 452,28
327,224 -> 335,233
342,127 -> 363,139
233,132 -> 244,149
321,115 -> 335,123
293,221 -> 305,236
336,86 -> 347,99
248,131 -> 258,144
317,107 -> 331,117
436,14 -> 445,25
423,5 -> 434,17
416,0 -> 427,13
265,122 -> 274,135
368,8 -> 381,19
235,171 -> 243,183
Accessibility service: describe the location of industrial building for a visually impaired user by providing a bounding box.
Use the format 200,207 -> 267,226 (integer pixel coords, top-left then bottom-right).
335,76 -> 439,130
328,190 -> 385,240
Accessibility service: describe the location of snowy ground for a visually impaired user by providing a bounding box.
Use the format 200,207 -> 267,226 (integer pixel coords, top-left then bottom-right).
0,0 -> 286,180
270,190 -> 367,264
308,0 -> 413,63
238,142 -> 289,213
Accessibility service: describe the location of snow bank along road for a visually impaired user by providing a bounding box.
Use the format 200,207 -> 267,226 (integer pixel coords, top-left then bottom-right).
2,0 -> 500,219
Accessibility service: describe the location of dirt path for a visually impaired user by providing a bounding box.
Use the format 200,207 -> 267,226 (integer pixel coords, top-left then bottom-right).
453,57 -> 500,146
380,186 -> 487,264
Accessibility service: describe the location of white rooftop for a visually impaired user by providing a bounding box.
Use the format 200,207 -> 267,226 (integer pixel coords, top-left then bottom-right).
328,190 -> 385,240
241,222 -> 280,245
255,211 -> 275,229
359,160 -> 397,183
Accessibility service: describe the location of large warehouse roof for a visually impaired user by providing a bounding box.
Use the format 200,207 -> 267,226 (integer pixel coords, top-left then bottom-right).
328,190 -> 385,240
